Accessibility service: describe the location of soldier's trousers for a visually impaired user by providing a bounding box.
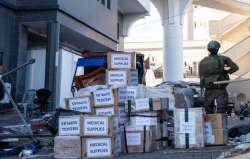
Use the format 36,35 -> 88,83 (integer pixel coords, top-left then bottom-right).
204,88 -> 228,114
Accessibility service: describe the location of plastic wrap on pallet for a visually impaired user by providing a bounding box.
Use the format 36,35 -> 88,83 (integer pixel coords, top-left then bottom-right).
142,86 -> 175,110
75,85 -> 107,97
174,87 -> 195,108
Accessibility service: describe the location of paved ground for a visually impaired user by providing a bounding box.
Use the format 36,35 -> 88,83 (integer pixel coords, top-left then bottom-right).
1,146 -> 233,159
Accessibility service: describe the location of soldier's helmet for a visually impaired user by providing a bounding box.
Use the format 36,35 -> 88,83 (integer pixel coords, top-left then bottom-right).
207,40 -> 220,50
207,40 -> 221,54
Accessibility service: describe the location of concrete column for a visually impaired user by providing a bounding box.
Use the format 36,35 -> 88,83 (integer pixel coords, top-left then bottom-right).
187,5 -> 194,40
46,21 -> 60,110
16,25 -> 28,101
117,36 -> 125,51
162,0 -> 191,81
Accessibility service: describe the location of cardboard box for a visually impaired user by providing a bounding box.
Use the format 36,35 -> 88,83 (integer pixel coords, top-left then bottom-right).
92,87 -> 140,107
54,136 -> 81,159
106,70 -> 139,87
125,98 -> 169,113
81,135 -> 121,159
58,115 -> 83,136
113,87 -> 138,105
107,52 -> 136,70
65,96 -> 93,114
126,86 -> 143,102
205,121 -> 228,146
205,114 -> 227,129
115,86 -> 145,105
121,125 -> 156,153
106,70 -> 128,87
213,129 -> 228,145
117,87 -> 127,104
92,88 -> 118,107
129,112 -> 158,126
174,108 -> 205,148
94,106 -> 119,116
82,116 -> 119,137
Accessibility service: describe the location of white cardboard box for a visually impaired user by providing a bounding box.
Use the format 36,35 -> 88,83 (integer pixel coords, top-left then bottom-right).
58,115 -> 82,136
107,52 -> 136,69
82,135 -> 121,159
65,96 -> 93,114
174,108 -> 205,148
82,116 -> 120,137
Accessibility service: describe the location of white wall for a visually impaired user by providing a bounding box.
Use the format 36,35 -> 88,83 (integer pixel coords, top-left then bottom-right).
58,0 -> 118,41
26,48 -> 46,90
58,49 -> 82,108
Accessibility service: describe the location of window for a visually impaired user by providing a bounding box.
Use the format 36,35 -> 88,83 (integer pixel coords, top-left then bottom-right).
97,0 -> 111,10
107,0 -> 111,9
101,0 -> 105,5
117,23 -> 119,39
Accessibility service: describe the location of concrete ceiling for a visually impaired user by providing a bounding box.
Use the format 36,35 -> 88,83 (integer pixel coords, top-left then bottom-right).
25,22 -> 113,52
118,0 -> 149,14
60,25 -> 112,52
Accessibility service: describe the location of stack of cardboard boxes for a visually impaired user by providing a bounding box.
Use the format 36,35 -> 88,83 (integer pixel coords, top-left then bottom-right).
174,107 -> 228,149
120,92 -> 169,152
54,51 -> 230,157
55,114 -> 121,159
54,115 -> 82,159
54,51 -> 138,158
106,52 -> 138,87
174,108 -> 205,149
106,53 -> 168,153
205,114 -> 228,146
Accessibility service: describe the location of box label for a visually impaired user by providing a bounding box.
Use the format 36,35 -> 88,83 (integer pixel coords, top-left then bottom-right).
68,97 -> 91,113
179,111 -> 196,134
111,53 -> 131,69
94,89 -> 114,106
108,70 -> 127,86
205,122 -> 215,144
86,138 -> 112,158
126,87 -> 137,101
96,107 -> 115,116
126,133 -> 141,145
59,116 -> 81,136
84,117 -> 109,136
135,98 -> 149,111
133,116 -> 157,126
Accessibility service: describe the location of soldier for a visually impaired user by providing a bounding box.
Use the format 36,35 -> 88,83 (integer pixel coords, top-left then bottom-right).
199,40 -> 239,114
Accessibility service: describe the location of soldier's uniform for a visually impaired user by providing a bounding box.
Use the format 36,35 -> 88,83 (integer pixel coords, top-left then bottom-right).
199,41 -> 239,114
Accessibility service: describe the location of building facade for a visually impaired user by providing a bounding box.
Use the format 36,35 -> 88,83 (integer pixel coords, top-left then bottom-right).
0,0 -> 150,108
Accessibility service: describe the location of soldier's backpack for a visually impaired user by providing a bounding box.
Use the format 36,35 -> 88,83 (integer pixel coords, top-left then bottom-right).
199,55 -> 222,88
